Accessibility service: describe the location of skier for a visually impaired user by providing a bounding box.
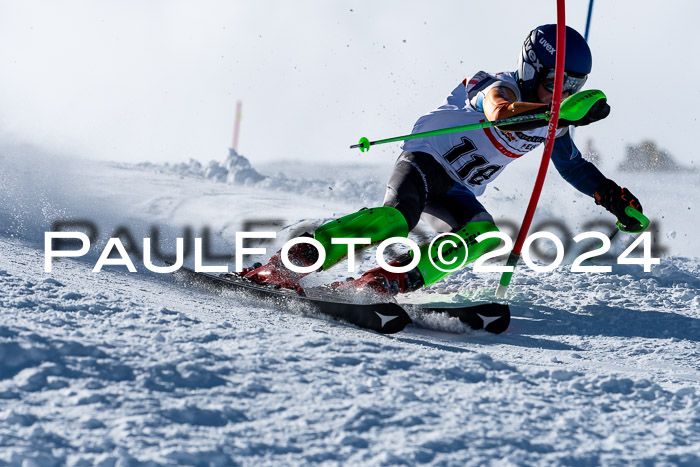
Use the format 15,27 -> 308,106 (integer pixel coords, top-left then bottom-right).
241,24 -> 643,297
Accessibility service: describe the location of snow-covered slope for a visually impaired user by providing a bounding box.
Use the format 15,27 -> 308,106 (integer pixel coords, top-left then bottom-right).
0,143 -> 698,465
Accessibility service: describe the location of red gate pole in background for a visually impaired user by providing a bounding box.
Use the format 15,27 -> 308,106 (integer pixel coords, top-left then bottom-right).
232,100 -> 242,153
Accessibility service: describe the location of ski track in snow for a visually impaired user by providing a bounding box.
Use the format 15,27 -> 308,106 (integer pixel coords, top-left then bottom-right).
0,144 -> 699,465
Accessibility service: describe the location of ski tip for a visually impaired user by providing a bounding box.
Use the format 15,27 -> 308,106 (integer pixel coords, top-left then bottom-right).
419,303 -> 511,334
479,304 -> 510,334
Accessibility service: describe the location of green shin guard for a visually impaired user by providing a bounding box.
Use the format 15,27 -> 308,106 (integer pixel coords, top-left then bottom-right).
314,206 -> 409,270
413,221 -> 500,287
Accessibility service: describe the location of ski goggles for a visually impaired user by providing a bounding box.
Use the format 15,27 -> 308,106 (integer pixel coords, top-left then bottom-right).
541,68 -> 588,94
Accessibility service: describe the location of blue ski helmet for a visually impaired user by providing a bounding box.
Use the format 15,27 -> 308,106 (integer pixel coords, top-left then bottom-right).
516,24 -> 592,100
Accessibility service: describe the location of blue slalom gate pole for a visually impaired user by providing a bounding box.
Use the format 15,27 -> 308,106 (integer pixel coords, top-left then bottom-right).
584,0 -> 595,41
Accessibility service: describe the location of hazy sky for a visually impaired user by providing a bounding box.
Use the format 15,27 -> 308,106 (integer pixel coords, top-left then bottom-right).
1,1 -> 698,170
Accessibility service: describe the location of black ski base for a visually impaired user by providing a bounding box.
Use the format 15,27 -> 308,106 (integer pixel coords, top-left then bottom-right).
172,266 -> 510,335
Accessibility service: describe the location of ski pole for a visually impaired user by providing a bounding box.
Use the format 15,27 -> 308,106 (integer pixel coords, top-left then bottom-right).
350,89 -> 607,153
600,207 -> 650,250
616,206 -> 649,234
350,113 -> 546,152
581,207 -> 650,267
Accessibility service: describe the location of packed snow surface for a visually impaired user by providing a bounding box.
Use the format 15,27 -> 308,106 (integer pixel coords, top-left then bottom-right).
0,144 -> 698,465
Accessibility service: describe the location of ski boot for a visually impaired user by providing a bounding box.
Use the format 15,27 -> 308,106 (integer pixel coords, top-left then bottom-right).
238,233 -> 320,294
331,254 -> 424,299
